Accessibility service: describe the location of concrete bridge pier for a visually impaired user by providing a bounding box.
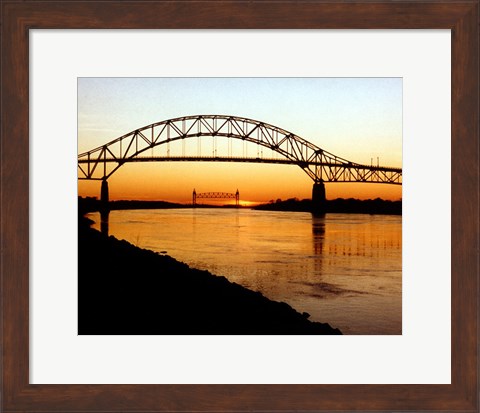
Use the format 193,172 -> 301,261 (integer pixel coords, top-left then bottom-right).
312,180 -> 326,215
100,179 -> 109,208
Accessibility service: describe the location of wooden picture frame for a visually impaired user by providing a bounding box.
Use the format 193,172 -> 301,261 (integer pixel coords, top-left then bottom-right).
1,1 -> 478,411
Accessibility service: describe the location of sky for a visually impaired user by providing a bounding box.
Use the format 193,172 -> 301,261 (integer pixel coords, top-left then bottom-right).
78,78 -> 402,204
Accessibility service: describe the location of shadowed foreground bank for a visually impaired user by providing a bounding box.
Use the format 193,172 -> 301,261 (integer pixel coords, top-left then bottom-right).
79,217 -> 342,335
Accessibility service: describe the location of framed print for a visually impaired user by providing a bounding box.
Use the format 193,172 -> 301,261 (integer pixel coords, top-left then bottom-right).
31,31 -> 449,385
1,1 -> 478,412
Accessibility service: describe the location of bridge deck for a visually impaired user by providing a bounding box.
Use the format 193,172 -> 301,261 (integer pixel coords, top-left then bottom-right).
78,155 -> 402,173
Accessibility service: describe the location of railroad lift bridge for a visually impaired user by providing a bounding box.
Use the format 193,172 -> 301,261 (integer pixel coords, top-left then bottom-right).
193,190 -> 240,207
78,115 -> 402,212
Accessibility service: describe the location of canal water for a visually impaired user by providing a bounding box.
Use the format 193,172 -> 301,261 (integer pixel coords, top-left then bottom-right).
87,209 -> 402,334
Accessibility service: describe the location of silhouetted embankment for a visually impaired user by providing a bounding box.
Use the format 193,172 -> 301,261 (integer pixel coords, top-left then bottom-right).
78,216 -> 341,335
79,197 -> 184,213
254,197 -> 402,215
78,197 -> 249,213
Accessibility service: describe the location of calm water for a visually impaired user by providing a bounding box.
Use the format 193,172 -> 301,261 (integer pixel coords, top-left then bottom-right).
88,209 -> 402,334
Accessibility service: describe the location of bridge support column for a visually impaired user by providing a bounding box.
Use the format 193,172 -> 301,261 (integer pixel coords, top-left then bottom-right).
100,179 -> 109,209
312,180 -> 326,215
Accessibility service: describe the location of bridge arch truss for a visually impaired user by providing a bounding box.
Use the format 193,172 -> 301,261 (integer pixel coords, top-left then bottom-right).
78,115 -> 402,185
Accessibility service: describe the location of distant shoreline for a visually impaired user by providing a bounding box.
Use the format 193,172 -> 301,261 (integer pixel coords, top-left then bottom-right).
254,198 -> 401,215
79,197 -> 401,215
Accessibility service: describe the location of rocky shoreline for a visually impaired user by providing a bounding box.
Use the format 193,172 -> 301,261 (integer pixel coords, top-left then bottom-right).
78,216 -> 342,335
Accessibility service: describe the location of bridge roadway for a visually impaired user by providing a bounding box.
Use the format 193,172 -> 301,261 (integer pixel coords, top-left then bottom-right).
78,155 -> 402,184
79,154 -> 400,169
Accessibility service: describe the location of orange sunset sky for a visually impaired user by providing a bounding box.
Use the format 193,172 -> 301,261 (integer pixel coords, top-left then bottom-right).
78,78 -> 402,204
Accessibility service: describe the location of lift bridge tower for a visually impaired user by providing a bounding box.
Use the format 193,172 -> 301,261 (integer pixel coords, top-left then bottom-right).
193,189 -> 240,207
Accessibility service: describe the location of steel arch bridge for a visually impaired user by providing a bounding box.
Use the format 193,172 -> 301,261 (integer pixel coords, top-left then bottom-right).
78,114 -> 402,185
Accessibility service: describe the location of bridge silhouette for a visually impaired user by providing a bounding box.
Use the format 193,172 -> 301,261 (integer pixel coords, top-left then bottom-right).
78,115 -> 402,211
193,189 -> 240,206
